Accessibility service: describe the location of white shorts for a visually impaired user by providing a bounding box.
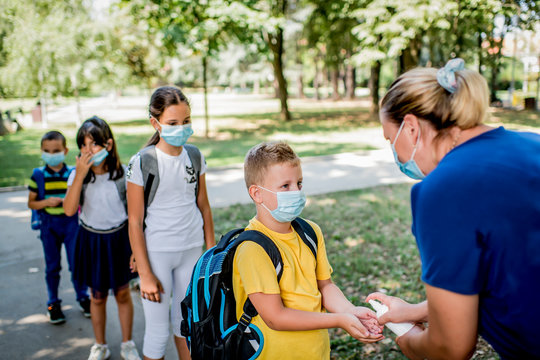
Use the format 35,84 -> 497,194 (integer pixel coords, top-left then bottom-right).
142,247 -> 202,359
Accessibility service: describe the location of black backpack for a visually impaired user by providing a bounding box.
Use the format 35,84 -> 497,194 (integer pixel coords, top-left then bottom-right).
180,217 -> 318,360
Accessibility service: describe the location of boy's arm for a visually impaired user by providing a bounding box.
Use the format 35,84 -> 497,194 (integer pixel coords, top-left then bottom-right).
318,278 -> 356,313
248,292 -> 377,342
318,279 -> 384,337
28,190 -> 61,210
196,174 -> 215,249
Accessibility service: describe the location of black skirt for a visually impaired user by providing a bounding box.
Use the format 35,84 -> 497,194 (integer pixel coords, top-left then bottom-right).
74,222 -> 137,299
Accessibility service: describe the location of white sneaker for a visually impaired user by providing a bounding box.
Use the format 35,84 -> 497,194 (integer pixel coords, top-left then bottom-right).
120,340 -> 141,360
88,343 -> 111,360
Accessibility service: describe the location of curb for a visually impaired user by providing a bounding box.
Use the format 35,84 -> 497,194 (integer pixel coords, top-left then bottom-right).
0,185 -> 26,193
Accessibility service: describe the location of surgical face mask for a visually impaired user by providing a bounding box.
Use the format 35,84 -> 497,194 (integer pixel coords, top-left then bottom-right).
391,121 -> 425,180
258,186 -> 306,223
91,148 -> 109,166
159,123 -> 193,147
41,151 -> 65,167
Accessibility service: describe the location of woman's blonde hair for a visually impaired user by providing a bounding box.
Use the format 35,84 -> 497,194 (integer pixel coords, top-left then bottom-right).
381,66 -> 489,141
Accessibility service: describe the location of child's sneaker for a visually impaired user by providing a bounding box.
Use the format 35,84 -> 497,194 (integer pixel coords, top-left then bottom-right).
120,340 -> 141,360
88,343 -> 110,360
79,298 -> 91,318
47,303 -> 65,324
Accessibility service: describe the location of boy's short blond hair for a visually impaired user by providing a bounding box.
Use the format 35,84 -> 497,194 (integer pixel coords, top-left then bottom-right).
244,142 -> 300,188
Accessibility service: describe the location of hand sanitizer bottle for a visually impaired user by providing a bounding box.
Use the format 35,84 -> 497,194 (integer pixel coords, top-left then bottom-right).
369,300 -> 414,337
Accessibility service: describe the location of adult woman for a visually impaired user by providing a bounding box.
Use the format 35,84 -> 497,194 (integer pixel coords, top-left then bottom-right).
368,59 -> 540,359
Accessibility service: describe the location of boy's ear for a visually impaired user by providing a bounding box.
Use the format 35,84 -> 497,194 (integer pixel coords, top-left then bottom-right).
248,185 -> 262,204
64,147 -> 69,155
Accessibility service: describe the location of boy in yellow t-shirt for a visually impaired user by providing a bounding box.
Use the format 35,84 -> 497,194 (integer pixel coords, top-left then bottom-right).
233,142 -> 383,359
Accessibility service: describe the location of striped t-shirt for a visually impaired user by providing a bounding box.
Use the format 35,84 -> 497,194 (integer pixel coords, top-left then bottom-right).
28,164 -> 72,215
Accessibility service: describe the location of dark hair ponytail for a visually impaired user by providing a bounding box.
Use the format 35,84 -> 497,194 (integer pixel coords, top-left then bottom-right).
76,116 -> 124,183
146,86 -> 190,146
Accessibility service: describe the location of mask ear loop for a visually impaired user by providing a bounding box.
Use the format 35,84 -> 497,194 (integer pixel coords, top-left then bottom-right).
409,125 -> 421,161
257,186 -> 276,214
392,121 -> 421,162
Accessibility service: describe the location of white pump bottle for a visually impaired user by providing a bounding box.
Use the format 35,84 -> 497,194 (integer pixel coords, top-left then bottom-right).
369,300 -> 414,337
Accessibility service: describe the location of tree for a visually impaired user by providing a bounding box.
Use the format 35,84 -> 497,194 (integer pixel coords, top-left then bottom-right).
305,0 -> 361,100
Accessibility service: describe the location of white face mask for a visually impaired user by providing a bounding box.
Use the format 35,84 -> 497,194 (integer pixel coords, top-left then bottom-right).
258,186 -> 306,223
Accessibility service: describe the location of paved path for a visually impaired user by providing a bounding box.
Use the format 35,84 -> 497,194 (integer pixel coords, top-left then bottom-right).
0,147 -> 412,359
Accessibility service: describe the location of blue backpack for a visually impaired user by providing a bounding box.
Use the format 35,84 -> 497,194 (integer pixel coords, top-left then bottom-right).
30,167 -> 46,230
180,217 -> 318,360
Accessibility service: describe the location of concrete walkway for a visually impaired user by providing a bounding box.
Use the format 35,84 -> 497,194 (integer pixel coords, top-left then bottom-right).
0,149 -> 412,359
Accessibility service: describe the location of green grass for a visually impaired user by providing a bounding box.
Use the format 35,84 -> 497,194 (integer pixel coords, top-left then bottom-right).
1,105 -> 538,187
212,184 -> 499,359
0,107 -> 379,187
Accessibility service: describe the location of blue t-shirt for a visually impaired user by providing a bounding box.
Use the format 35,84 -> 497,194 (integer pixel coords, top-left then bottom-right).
411,127 -> 540,359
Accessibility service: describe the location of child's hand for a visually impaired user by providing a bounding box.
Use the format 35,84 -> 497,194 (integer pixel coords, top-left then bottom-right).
45,197 -> 63,207
129,255 -> 137,273
338,313 -> 384,343
349,306 -> 384,336
139,272 -> 164,303
75,152 -> 94,178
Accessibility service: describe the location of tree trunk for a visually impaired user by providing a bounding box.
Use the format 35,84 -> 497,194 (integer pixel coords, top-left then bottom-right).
331,68 -> 340,101
399,37 -> 421,74
297,73 -> 305,99
267,30 -> 291,121
0,112 -> 9,136
202,55 -> 210,138
345,53 -> 355,99
369,60 -> 382,115
313,57 -> 321,101
477,33 -> 483,75
490,60 -> 499,104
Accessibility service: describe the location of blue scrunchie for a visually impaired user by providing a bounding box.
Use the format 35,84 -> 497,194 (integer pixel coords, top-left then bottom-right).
437,58 -> 465,93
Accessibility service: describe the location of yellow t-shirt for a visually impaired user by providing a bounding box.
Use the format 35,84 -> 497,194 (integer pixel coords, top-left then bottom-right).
232,217 -> 333,360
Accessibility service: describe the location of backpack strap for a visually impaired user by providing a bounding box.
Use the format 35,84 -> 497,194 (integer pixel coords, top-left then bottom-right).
232,230 -> 284,334
291,217 -> 318,258
184,144 -> 201,198
138,145 -> 159,225
114,175 -> 127,210
32,167 -> 46,201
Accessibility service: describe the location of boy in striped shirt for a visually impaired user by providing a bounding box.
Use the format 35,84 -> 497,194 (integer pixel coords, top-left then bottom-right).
27,131 -> 89,324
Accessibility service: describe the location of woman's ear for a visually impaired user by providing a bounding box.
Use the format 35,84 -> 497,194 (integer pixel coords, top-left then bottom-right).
248,185 -> 262,204
402,114 -> 421,143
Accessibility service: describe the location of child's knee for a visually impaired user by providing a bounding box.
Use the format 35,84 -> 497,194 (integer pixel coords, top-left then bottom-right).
91,296 -> 107,307
114,287 -> 132,304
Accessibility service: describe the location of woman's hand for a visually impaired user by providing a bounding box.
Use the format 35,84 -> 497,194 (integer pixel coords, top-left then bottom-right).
366,292 -> 427,324
139,272 -> 164,302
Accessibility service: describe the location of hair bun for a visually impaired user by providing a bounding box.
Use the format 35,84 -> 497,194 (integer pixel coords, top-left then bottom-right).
437,58 -> 465,93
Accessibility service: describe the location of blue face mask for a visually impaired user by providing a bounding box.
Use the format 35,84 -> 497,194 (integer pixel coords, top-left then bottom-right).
159,124 -> 193,147
258,186 -> 307,223
41,151 -> 65,167
91,148 -> 109,166
391,121 -> 425,180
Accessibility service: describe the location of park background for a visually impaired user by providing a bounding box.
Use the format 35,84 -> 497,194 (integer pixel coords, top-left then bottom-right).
0,0 -> 539,359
